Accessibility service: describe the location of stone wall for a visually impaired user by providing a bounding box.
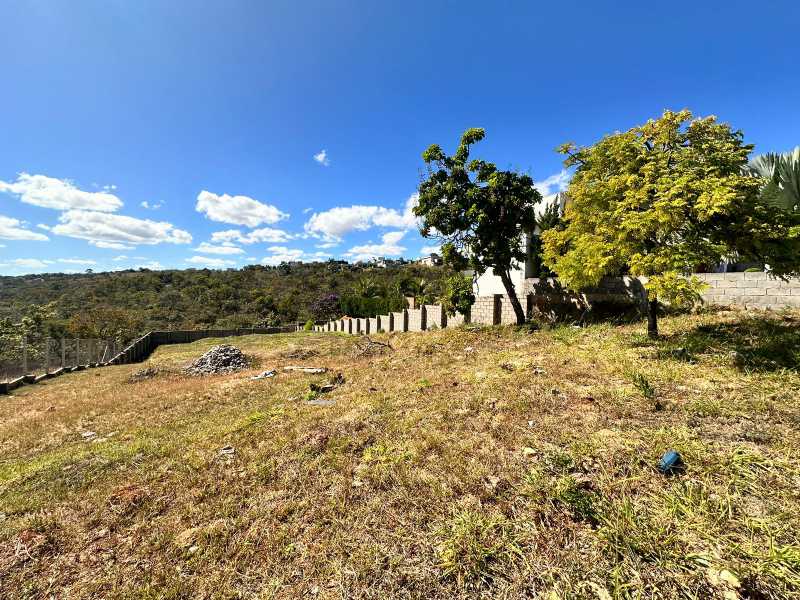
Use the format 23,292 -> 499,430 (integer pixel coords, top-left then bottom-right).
696,272 -> 800,309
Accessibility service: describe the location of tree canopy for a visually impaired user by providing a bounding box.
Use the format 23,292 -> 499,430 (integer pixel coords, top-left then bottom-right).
542,109 -> 798,337
415,128 -> 541,324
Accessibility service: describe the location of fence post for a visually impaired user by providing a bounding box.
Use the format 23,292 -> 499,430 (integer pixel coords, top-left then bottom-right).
22,336 -> 28,374
61,338 -> 66,369
45,338 -> 50,374
76,339 -> 80,366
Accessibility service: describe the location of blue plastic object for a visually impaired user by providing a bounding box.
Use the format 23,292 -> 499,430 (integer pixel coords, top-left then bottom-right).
658,449 -> 684,475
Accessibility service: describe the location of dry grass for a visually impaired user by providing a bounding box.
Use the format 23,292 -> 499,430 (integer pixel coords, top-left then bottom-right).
1,309 -> 800,599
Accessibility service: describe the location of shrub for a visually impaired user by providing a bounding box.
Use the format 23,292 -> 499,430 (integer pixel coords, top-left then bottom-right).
303,319 -> 314,331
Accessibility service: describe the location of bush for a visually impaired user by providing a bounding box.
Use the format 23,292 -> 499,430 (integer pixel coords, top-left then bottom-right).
303,319 -> 314,331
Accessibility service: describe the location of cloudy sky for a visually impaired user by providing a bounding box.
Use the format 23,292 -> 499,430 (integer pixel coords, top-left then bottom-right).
2,1 -> 799,275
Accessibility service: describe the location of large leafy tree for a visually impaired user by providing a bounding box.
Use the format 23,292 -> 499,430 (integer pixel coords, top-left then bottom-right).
415,128 -> 541,324
542,109 -> 794,338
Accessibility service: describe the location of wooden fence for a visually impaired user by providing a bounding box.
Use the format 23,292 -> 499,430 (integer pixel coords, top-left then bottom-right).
0,326 -> 297,396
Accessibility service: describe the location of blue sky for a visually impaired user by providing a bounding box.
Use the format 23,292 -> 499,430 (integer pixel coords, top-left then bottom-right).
1,1 -> 799,275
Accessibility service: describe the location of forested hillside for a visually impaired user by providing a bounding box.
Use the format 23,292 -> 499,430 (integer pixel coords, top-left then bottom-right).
0,261 -> 449,342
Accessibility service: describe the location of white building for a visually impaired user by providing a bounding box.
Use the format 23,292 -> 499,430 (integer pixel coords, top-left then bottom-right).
473,192 -> 569,296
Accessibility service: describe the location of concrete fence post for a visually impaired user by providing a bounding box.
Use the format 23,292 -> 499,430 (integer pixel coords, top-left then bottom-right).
420,305 -> 427,331
401,309 -> 409,332
388,313 -> 394,332
493,294 -> 502,325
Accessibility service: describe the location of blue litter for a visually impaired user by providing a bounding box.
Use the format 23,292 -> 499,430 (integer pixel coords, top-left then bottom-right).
658,449 -> 684,475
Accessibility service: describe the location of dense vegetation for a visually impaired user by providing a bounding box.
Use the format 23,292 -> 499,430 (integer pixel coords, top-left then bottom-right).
0,261 -> 449,343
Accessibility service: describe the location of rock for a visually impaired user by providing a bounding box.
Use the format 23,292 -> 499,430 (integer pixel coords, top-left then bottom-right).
251,369 -> 276,380
185,345 -> 250,376
81,431 -> 97,440
129,367 -> 160,383
283,366 -> 327,374
219,445 -> 235,456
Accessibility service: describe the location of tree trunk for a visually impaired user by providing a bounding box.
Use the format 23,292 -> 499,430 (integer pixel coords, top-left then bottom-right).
498,270 -> 526,325
647,298 -> 659,339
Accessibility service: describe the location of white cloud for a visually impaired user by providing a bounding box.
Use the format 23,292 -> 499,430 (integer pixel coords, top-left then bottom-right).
186,255 -> 237,268
133,261 -> 163,270
420,244 -> 441,256
0,215 -> 50,241
210,227 -> 292,245
534,170 -> 570,196
37,223 -> 51,231
0,173 -> 122,212
58,258 -> 97,265
196,190 -> 288,227
3,258 -> 55,269
315,241 -> 339,249
193,242 -> 245,255
92,240 -> 135,250
304,194 -> 419,242
345,230 -> 407,261
302,207 -> 313,214
141,200 -> 163,210
52,210 -> 192,247
313,149 -> 330,166
112,255 -> 129,261
260,246 -> 330,266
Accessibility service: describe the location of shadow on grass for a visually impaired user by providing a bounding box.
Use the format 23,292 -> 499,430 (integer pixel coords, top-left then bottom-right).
658,313 -> 800,372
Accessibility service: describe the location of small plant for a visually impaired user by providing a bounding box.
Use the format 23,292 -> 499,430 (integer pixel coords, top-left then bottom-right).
435,509 -> 522,586
631,371 -> 661,409
303,319 -> 314,331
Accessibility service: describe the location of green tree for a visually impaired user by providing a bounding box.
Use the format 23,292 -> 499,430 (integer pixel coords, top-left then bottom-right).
542,109 -> 789,338
415,128 -> 541,324
529,199 -> 563,279
440,274 -> 475,318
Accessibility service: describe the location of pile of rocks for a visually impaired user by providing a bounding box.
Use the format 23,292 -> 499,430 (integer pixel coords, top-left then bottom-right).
185,345 -> 250,376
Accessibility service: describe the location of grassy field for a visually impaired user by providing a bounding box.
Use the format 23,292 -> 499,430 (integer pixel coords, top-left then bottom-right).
1,308 -> 799,599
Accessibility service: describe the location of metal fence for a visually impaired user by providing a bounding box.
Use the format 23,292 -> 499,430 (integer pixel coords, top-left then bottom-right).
0,337 -> 120,383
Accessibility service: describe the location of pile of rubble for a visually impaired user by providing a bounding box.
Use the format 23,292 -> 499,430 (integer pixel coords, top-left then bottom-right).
184,345 -> 250,376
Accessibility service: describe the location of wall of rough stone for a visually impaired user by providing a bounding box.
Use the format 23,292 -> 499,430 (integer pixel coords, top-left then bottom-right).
696,272 -> 800,309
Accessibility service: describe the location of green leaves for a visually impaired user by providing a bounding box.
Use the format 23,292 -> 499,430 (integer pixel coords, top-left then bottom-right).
542,109 -> 787,306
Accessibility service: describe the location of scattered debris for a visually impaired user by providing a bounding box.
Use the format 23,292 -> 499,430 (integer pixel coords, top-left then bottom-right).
219,446 -> 235,456
310,372 -> 345,394
532,366 -> 546,375
281,347 -> 319,360
353,336 -> 394,358
81,431 -> 97,440
251,369 -> 277,380
128,367 -> 161,383
185,345 -> 250,375
657,449 -> 685,475
283,366 -> 328,374
500,362 -> 515,372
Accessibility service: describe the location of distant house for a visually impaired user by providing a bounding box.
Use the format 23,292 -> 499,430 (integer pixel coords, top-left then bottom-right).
418,253 -> 442,267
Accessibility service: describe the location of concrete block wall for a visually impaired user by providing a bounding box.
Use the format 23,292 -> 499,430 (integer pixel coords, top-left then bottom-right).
392,310 -> 408,332
379,314 -> 393,332
368,317 -> 379,334
472,295 -> 500,325
424,304 -> 446,329
696,272 -> 800,309
407,307 -> 426,331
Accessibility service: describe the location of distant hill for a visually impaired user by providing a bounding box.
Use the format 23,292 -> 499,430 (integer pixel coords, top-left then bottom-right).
0,261 -> 449,338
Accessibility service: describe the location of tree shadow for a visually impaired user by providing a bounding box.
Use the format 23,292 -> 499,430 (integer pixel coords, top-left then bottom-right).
658,313 -> 800,372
